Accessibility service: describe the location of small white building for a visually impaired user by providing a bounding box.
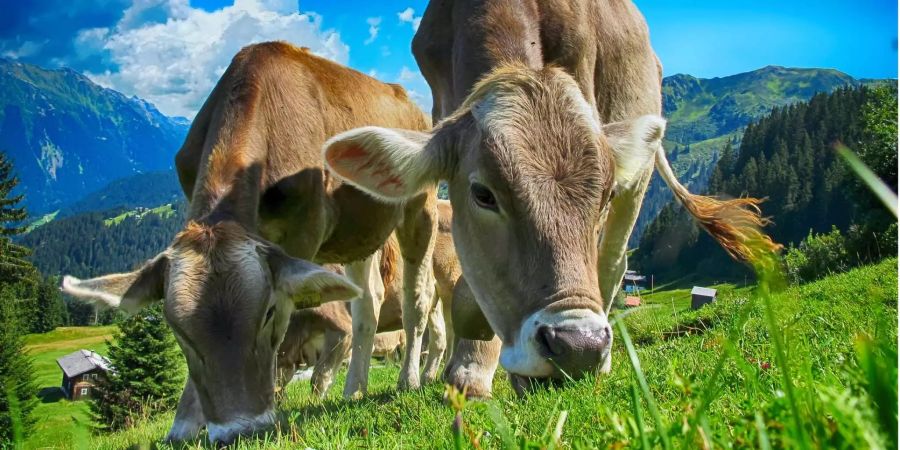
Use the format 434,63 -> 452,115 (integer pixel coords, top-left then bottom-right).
691,286 -> 717,310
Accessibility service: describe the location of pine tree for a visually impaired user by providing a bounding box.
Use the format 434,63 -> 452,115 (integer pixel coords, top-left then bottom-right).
91,303 -> 184,431
0,286 -> 37,446
27,277 -> 66,333
0,151 -> 35,284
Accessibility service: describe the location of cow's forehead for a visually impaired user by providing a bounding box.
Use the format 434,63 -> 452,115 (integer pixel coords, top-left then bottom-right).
466,70 -> 614,215
166,224 -> 270,318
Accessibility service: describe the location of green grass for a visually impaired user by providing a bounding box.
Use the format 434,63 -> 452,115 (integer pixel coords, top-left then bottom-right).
23,326 -> 115,450
103,204 -> 175,226
25,210 -> 59,233
64,258 -> 896,449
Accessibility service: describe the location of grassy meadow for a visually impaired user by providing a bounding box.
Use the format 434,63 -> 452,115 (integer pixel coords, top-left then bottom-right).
22,259 -> 897,449
22,326 -> 115,450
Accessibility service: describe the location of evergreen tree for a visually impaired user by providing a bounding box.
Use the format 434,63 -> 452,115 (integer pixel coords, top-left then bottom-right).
0,152 -> 35,284
0,286 -> 37,446
92,303 -> 184,431
27,277 -> 66,333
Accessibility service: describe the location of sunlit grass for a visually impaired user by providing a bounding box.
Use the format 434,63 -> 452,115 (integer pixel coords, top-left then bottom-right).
71,258 -> 897,449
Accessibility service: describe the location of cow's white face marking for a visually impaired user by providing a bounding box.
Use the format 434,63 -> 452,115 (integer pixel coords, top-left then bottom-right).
500,308 -> 611,377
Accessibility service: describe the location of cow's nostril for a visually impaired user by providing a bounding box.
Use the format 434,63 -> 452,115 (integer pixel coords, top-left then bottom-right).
536,325 -> 561,357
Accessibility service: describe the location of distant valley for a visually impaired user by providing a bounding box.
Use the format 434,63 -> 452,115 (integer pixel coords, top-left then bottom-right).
0,58 -> 189,214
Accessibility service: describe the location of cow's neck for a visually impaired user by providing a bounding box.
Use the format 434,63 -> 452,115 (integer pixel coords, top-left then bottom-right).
453,0 -> 544,104
188,157 -> 262,231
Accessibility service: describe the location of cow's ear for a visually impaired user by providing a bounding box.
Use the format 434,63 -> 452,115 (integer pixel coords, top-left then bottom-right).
603,115 -> 666,188
323,127 -> 449,202
268,250 -> 361,309
61,253 -> 168,314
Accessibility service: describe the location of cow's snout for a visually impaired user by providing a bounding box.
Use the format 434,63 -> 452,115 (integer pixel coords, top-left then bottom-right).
535,323 -> 611,375
500,308 -> 613,379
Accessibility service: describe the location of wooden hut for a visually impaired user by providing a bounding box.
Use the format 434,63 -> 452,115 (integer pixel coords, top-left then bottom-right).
57,349 -> 111,400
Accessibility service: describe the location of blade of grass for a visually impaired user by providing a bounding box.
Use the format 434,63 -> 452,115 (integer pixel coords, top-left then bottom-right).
758,279 -> 810,450
755,412 -> 772,450
836,144 -> 898,217
614,318 -> 672,450
630,380 -> 651,450
546,410 -> 568,450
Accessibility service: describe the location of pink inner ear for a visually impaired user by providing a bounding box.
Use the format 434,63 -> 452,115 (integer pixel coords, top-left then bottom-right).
327,142 -> 407,196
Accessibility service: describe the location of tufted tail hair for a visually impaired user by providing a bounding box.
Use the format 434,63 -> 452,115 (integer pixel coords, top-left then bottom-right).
654,145 -> 782,264
379,234 -> 402,289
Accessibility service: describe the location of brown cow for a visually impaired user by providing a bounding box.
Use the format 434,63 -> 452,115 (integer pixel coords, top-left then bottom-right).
277,200 -> 460,395
323,0 -> 777,397
61,42 -> 438,443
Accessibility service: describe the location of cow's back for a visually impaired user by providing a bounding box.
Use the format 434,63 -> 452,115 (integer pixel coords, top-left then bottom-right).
413,0 -> 661,123
175,41 -> 430,261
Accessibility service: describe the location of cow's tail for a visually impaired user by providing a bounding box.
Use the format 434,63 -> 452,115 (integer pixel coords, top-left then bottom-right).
379,234 -> 401,289
653,145 -> 782,264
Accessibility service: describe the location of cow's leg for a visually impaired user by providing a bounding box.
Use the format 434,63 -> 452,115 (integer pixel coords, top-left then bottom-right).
396,193 -> 438,390
343,254 -> 385,399
596,166 -> 654,372
443,336 -> 502,398
312,328 -> 351,397
421,296 -> 447,384
165,379 -> 205,442
440,291 -> 455,363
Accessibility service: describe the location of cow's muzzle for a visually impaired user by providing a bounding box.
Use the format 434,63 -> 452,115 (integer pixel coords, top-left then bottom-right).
499,307 -> 613,379
535,322 -> 612,377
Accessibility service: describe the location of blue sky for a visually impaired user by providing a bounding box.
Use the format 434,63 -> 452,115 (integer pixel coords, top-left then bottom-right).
0,0 -> 895,118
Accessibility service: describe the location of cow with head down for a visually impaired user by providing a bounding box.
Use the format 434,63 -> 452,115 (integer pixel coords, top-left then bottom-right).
61,41 -> 438,443
323,0 -> 778,397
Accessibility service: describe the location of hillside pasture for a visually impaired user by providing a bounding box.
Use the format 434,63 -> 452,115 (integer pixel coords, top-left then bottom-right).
69,258 -> 897,449
23,326 -> 115,450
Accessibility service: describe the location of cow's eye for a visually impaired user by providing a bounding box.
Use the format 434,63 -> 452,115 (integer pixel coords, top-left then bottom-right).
264,305 -> 276,324
471,183 -> 498,211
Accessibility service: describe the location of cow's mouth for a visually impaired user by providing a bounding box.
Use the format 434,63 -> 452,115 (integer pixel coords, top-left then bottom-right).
507,372 -> 567,396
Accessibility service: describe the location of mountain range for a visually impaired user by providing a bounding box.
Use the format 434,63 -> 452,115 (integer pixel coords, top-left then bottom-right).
632,66 -> 889,245
0,59 -> 890,277
0,58 -> 189,214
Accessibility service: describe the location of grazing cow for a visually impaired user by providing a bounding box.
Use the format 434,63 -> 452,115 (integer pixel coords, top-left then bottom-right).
277,201 -> 460,395
60,42 -> 438,443
323,0 -> 777,397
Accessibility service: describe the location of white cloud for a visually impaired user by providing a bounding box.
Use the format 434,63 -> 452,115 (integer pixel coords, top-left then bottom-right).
364,16 -> 381,45
84,0 -> 349,118
397,7 -> 422,31
397,66 -> 419,82
1,40 -> 46,59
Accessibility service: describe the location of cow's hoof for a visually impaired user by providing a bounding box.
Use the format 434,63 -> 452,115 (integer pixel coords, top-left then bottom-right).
396,376 -> 421,391
443,366 -> 493,399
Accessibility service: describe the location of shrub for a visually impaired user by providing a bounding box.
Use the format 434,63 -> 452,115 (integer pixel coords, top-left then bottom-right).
91,303 -> 184,431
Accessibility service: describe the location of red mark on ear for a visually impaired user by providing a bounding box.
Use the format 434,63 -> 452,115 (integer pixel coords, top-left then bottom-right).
377,176 -> 404,191
333,144 -> 368,161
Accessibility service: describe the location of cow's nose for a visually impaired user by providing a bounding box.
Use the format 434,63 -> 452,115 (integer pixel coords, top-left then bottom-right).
535,324 -> 612,377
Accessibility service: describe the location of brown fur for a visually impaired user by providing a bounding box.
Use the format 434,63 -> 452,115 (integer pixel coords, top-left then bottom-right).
64,41 -> 438,442
408,0 -> 777,395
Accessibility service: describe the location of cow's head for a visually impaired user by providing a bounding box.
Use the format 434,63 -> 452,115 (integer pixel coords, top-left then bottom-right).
323,65 -> 663,382
61,221 -> 359,443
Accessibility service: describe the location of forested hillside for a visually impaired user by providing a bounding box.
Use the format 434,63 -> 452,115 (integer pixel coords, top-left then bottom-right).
23,203 -> 185,278
632,66 -> 888,245
634,85 -> 897,281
